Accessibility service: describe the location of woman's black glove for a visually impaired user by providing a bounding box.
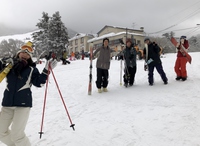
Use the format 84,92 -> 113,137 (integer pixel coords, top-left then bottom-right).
13,59 -> 28,77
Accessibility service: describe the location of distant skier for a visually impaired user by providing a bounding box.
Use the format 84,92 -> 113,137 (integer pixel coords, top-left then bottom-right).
70,51 -> 75,61
81,49 -> 85,60
143,37 -> 168,86
122,39 -> 137,87
61,50 -> 70,65
174,35 -> 189,81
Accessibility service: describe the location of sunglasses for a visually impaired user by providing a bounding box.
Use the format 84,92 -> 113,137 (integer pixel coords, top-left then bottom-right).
21,46 -> 34,53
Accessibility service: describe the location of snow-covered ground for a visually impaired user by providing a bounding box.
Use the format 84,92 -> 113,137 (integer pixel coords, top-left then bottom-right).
0,52 -> 200,146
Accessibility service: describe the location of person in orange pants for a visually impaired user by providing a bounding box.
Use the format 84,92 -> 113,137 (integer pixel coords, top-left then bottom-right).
174,36 -> 189,81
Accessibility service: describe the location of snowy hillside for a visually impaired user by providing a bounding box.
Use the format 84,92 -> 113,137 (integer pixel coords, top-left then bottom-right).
0,52 -> 200,146
0,28 -> 77,43
0,31 -> 36,42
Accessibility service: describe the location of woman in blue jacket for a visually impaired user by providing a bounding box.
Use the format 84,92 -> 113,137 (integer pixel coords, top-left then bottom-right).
0,42 -> 57,146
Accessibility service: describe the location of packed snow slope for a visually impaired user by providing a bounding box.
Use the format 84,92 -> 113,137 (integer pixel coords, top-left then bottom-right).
0,52 -> 200,146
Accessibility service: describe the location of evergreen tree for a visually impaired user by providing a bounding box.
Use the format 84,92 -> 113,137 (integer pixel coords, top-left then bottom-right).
32,12 -> 50,53
32,11 -> 69,60
48,11 -> 69,58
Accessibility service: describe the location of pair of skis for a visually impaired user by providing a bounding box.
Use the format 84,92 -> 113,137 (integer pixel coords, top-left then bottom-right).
88,46 -> 93,95
0,63 -> 13,83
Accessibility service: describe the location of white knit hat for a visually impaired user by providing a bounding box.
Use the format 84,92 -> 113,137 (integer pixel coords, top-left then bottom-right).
17,41 -> 34,59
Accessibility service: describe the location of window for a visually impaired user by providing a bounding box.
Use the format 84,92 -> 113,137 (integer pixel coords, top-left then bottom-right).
75,47 -> 78,52
75,39 -> 78,45
81,37 -> 84,43
69,41 -> 72,46
134,39 -> 136,44
137,40 -> 141,46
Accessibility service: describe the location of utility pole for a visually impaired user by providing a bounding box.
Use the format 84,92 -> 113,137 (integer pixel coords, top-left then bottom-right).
126,28 -> 127,42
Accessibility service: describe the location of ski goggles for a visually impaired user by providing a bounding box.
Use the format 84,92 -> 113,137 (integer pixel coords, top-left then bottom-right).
21,46 -> 34,54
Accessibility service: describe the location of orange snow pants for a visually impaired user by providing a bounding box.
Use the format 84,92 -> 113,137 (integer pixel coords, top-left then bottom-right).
174,57 -> 188,78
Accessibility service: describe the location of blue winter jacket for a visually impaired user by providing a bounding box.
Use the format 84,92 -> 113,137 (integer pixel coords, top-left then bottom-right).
0,60 -> 48,107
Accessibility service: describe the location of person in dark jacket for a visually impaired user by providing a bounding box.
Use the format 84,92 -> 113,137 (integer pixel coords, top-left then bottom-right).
123,39 -> 137,87
93,38 -> 114,93
81,49 -> 85,60
143,37 -> 168,86
0,41 -> 57,146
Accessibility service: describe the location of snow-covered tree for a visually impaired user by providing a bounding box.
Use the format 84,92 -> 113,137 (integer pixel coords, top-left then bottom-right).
32,12 -> 50,53
32,11 -> 69,60
48,11 -> 68,58
0,39 -> 23,57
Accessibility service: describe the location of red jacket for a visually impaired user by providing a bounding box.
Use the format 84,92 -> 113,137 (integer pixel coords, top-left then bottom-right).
177,40 -> 189,57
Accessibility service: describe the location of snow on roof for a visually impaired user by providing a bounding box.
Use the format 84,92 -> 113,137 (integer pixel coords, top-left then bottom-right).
88,31 -> 144,43
97,25 -> 143,34
69,33 -> 96,41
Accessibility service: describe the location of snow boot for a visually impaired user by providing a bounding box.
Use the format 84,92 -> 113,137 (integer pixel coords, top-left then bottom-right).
103,88 -> 108,92
124,83 -> 128,88
182,77 -> 187,81
98,88 -> 102,93
176,76 -> 182,81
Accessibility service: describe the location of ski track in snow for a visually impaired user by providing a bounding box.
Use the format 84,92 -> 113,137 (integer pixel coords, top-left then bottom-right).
0,52 -> 200,146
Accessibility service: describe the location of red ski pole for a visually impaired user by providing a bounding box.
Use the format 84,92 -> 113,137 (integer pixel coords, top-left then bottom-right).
49,66 -> 75,131
39,64 -> 50,139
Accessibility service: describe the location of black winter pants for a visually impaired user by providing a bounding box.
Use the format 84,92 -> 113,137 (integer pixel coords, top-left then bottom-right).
148,63 -> 168,84
96,68 -> 109,89
123,66 -> 137,85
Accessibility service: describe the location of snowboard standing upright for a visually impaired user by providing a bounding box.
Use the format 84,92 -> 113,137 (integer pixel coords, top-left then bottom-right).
144,43 -> 148,71
88,46 -> 93,95
120,58 -> 122,86
171,37 -> 192,64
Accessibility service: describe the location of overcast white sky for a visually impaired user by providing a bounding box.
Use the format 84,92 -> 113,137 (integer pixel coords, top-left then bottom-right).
1,0 -> 200,37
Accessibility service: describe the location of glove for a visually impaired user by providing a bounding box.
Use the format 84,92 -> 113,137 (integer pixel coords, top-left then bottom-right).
13,59 -> 28,77
1,57 -> 14,65
118,55 -> 123,60
44,59 -> 57,70
144,63 -> 148,71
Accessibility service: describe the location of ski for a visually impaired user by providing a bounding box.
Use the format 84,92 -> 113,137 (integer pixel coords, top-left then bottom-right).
119,39 -> 125,86
0,63 -> 13,83
171,37 -> 192,64
88,46 -> 93,95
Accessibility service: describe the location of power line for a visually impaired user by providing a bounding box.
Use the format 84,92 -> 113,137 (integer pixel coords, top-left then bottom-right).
148,1 -> 200,34
176,8 -> 200,24
167,0 -> 200,19
185,27 -> 200,36
171,26 -> 198,32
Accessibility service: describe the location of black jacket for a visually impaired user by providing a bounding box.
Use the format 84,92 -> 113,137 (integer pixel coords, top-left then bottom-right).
123,46 -> 137,68
143,42 -> 162,66
0,59 -> 48,107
